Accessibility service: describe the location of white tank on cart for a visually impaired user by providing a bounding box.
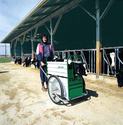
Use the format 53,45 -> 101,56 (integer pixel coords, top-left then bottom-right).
47,61 -> 69,100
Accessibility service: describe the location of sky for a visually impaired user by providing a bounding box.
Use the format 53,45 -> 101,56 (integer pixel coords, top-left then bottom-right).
0,0 -> 41,42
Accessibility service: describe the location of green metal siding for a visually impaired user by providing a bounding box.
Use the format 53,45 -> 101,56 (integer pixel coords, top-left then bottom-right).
23,41 -> 31,54
102,1 -> 123,47
54,7 -> 96,50
16,42 -> 21,56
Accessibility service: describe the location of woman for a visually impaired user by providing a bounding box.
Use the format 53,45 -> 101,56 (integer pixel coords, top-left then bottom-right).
36,34 -> 54,91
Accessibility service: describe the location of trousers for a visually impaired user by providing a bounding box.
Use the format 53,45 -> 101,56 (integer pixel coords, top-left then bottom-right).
40,65 -> 48,86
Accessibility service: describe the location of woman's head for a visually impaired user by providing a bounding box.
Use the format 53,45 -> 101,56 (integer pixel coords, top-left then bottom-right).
42,34 -> 48,43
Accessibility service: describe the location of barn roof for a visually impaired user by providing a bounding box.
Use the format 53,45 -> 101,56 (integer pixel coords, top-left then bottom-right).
1,0 -> 82,43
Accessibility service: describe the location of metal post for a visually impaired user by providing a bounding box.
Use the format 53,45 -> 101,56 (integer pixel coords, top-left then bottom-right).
31,31 -> 34,59
21,43 -> 23,58
91,51 -> 93,73
31,27 -> 38,59
21,40 -> 23,58
114,49 -> 117,75
117,49 -> 120,70
100,0 -> 114,21
96,0 -> 102,78
31,39 -> 34,58
94,50 -> 96,73
21,35 -> 25,58
53,15 -> 63,35
14,39 -> 17,57
10,41 -> 13,57
50,19 -> 53,46
89,50 -> 90,72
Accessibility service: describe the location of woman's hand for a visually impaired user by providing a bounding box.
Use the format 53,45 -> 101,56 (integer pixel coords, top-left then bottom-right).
41,61 -> 45,66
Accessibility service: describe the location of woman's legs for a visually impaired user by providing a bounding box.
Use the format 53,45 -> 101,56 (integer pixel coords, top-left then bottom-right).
40,66 -> 48,90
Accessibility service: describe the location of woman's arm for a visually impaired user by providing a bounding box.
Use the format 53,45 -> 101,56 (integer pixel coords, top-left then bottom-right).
36,43 -> 43,61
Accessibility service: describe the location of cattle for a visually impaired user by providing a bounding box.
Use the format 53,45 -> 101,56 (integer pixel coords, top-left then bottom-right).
23,56 -> 31,67
31,57 -> 40,69
14,57 -> 22,65
23,56 -> 39,68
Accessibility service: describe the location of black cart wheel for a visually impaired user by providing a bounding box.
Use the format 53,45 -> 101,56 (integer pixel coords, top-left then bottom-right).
48,75 -> 64,104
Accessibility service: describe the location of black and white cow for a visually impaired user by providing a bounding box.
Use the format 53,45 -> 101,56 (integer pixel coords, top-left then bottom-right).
14,57 -> 22,65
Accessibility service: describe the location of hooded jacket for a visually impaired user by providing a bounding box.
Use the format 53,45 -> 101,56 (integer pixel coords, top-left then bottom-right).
36,42 -> 54,62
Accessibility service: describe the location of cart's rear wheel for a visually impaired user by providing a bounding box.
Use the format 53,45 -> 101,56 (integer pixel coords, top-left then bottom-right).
48,75 -> 64,104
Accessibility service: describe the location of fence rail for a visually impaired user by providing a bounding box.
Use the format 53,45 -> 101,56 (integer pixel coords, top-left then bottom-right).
55,46 -> 123,76
12,46 -> 123,76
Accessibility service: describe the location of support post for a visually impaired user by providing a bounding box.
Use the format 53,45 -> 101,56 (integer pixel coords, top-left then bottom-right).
21,43 -> 23,58
50,19 -> 53,46
100,0 -> 114,21
21,35 -> 25,58
79,5 -> 96,21
10,41 -> 13,57
14,39 -> 17,57
31,38 -> 34,59
31,27 -> 38,59
45,16 -> 62,46
96,0 -> 102,78
45,25 -> 50,34
29,31 -> 34,59
53,15 -> 62,35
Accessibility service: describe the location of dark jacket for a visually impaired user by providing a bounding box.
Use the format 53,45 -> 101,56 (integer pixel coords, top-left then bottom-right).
36,42 -> 54,62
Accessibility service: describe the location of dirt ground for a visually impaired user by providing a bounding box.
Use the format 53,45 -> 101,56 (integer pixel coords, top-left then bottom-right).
0,63 -> 123,125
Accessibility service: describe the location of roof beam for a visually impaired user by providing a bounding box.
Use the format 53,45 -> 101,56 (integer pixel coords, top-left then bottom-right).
79,5 -> 96,21
100,0 -> 114,20
31,5 -> 62,18
53,15 -> 63,35
41,1 -> 70,8
31,11 -> 52,18
8,0 -> 83,42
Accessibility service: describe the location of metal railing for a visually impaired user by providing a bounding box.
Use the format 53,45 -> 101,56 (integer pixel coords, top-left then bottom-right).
55,49 -> 96,74
55,46 -> 123,76
13,46 -> 123,77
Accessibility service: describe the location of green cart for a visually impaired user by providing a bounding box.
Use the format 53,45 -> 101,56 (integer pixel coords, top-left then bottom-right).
46,54 -> 88,104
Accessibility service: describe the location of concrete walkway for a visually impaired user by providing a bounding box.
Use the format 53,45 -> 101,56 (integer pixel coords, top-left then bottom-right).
0,63 -> 123,125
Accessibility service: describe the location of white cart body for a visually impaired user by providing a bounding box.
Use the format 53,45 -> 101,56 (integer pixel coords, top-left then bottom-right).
47,61 -> 69,100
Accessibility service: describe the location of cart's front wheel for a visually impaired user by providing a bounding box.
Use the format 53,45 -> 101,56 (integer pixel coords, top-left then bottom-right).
48,75 -> 64,104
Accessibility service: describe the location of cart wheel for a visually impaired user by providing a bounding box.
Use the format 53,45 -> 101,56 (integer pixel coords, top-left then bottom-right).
48,75 -> 64,104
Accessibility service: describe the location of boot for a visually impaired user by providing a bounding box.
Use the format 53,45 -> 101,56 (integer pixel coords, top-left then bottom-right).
41,81 -> 45,91
44,82 -> 48,91
41,86 -> 45,91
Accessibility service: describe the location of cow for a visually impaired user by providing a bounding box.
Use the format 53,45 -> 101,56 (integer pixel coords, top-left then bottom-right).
14,57 -> 22,65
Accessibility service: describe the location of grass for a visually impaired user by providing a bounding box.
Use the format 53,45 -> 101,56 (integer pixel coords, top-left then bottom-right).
0,57 -> 11,63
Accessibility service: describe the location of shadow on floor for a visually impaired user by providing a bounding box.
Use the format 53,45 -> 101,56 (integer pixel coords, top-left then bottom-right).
0,71 -> 9,74
69,89 -> 98,106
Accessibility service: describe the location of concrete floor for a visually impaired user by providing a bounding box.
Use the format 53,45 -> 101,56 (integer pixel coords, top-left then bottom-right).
0,63 -> 123,125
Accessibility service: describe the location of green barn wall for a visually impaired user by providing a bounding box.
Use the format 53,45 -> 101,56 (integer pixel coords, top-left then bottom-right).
23,41 -> 31,54
52,1 -> 123,50
11,43 -> 14,56
53,6 -> 96,50
16,42 -> 21,56
101,1 -> 123,47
